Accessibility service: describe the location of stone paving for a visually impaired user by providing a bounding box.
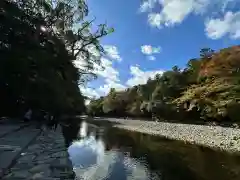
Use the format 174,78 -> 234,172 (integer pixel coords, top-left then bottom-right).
1,126 -> 75,180
0,125 -> 23,137
0,125 -> 40,177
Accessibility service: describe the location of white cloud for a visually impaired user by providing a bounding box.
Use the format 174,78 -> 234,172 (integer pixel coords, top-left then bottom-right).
205,11 -> 240,39
141,45 -> 161,55
139,0 -> 158,12
140,0 -> 240,40
98,79 -> 127,95
73,45 -> 102,72
76,45 -> 123,98
81,54 -> 126,97
126,65 -> 164,87
81,87 -> 100,99
159,0 -> 194,26
147,0 -> 211,28
93,58 -> 120,82
81,79 -> 127,98
141,45 -> 161,61
148,13 -> 162,28
148,56 -> 156,61
81,65 -> 164,98
104,45 -> 122,62
73,59 -> 88,70
143,0 -> 239,29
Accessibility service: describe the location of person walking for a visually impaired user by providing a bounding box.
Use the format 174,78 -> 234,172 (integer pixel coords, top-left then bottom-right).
43,111 -> 50,131
51,115 -> 58,131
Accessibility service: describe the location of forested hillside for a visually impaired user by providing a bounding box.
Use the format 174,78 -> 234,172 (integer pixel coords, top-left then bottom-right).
87,47 -> 240,122
0,0 -> 112,118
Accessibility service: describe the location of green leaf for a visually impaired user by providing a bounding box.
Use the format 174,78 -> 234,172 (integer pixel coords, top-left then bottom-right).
107,27 -> 114,34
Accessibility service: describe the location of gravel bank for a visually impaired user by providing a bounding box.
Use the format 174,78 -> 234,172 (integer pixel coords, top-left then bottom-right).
96,118 -> 240,153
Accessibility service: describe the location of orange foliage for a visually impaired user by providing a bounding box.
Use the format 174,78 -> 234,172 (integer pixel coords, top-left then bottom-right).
199,45 -> 240,78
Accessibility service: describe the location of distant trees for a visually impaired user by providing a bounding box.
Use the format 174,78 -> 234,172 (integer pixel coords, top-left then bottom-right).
0,0 -> 113,118
87,46 -> 240,122
200,48 -> 214,59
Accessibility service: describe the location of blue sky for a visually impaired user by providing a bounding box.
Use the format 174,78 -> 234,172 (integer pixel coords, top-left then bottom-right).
80,0 -> 240,100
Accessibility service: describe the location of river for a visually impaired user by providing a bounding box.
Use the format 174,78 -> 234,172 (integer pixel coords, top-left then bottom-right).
65,121 -> 240,180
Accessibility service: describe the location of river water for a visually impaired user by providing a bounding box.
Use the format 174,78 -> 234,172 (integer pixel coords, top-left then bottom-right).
66,121 -> 240,180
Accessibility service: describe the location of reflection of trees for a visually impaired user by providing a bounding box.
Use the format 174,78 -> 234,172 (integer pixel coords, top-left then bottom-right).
103,128 -> 136,151
103,128 -> 240,180
61,118 -> 81,147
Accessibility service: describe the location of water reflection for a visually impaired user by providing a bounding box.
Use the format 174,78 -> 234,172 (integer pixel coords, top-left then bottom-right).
68,121 -> 151,180
67,121 -> 240,180
79,121 -> 87,137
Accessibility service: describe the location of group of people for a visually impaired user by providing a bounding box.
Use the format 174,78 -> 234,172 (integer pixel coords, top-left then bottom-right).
23,108 -> 59,131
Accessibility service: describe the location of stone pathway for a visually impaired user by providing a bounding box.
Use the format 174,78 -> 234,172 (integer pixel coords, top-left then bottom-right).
0,125 -> 22,137
1,126 -> 75,180
0,121 -> 30,138
0,125 -> 40,177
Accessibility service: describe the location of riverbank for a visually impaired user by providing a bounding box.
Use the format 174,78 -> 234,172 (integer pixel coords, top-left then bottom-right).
1,124 -> 75,179
87,118 -> 240,153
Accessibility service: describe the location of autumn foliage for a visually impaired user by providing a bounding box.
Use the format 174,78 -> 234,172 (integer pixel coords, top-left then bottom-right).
88,46 -> 240,123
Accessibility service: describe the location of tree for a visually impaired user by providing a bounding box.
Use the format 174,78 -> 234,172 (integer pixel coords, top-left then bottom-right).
87,40 -> 240,123
172,65 -> 180,72
87,98 -> 104,116
199,46 -> 240,78
0,0 -> 83,116
175,46 -> 240,122
155,73 -> 161,81
185,58 -> 201,84
13,0 -> 113,83
200,48 -> 214,59
0,0 -> 113,119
